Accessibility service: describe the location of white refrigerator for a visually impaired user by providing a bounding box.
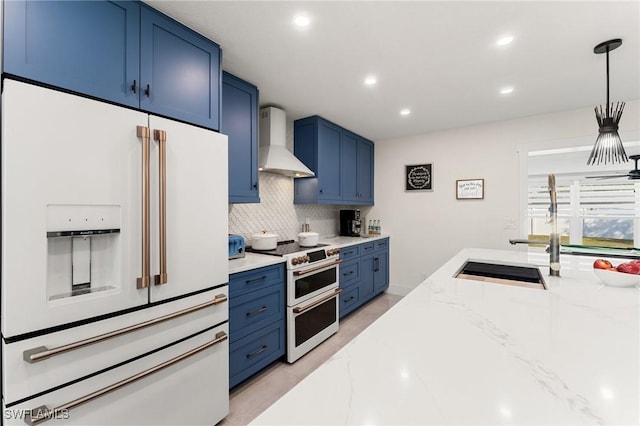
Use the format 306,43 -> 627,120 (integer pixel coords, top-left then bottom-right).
1,79 -> 229,425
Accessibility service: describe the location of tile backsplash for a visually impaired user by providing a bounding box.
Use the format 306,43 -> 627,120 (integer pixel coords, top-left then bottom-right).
228,173 -> 370,244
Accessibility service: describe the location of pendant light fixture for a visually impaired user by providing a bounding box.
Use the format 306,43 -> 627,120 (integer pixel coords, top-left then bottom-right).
587,38 -> 626,165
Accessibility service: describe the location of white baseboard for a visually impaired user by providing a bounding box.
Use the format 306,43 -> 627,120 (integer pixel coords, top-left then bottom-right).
386,283 -> 415,297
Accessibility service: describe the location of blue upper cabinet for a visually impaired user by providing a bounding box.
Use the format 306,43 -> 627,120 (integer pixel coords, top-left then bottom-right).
356,138 -> 374,204
294,117 -> 343,204
3,0 -> 140,108
341,131 -> 359,203
341,131 -> 374,204
294,116 -> 374,205
222,72 -> 260,203
139,5 -> 221,130
3,1 -> 221,130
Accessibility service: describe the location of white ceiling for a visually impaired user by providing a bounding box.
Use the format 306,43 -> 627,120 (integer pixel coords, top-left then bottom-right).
145,1 -> 640,142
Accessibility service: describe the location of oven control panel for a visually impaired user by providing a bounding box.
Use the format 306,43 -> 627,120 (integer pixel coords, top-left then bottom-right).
289,247 -> 340,267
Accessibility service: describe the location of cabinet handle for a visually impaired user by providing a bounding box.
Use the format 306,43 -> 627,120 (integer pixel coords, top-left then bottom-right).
374,257 -> 380,272
22,294 -> 227,364
246,345 -> 268,359
136,126 -> 151,289
319,188 -> 323,194
364,246 -> 372,251
145,84 -> 150,97
246,306 -> 268,317
131,80 -> 137,94
246,275 -> 267,284
24,331 -> 228,425
343,271 -> 354,276
253,182 -> 258,189
153,129 -> 168,285
344,296 -> 355,303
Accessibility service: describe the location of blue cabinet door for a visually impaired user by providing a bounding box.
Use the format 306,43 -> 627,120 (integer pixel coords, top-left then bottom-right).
316,119 -> 343,202
140,5 -> 221,130
360,254 -> 375,301
3,0 -> 140,108
357,138 -> 374,204
341,131 -> 359,203
222,72 -> 259,203
373,250 -> 389,293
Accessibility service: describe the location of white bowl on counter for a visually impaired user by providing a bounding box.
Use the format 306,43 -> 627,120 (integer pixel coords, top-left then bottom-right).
593,268 -> 640,288
251,231 -> 278,250
298,231 -> 320,247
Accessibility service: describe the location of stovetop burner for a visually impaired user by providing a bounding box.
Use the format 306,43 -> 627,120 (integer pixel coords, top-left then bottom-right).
246,240 -> 329,257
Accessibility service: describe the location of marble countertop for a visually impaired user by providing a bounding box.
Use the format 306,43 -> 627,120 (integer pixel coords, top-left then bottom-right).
228,252 -> 285,275
319,234 -> 389,248
251,247 -> 639,425
228,235 -> 389,275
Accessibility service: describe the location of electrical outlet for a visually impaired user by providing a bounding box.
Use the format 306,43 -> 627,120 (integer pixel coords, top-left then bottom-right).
503,217 -> 516,229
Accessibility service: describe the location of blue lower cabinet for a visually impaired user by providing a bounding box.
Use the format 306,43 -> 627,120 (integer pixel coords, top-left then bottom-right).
339,260 -> 360,288
229,321 -> 285,388
339,285 -> 360,319
229,263 -> 286,388
338,238 -> 390,319
229,284 -> 284,341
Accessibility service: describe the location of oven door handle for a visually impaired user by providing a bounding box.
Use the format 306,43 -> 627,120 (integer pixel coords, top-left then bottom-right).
292,288 -> 342,314
293,259 -> 342,276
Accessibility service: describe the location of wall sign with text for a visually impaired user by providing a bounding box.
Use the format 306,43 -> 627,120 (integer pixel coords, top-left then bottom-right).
456,178 -> 484,199
405,164 -> 433,191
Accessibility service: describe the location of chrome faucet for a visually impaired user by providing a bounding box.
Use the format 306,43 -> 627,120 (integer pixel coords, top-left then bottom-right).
509,173 -> 560,277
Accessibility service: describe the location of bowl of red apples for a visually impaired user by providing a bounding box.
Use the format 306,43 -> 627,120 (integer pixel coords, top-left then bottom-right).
593,259 -> 640,287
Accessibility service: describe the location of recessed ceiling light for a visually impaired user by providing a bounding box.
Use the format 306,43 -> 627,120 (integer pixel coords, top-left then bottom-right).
400,108 -> 411,116
496,35 -> 514,46
500,86 -> 514,95
364,76 -> 377,86
293,15 -> 310,27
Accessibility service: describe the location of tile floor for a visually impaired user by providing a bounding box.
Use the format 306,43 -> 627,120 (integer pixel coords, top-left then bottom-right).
220,292 -> 404,426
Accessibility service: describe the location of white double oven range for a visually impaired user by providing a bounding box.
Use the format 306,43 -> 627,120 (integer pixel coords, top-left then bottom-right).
247,242 -> 341,362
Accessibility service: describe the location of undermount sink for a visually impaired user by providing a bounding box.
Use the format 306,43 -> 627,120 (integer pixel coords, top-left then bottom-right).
454,259 -> 548,290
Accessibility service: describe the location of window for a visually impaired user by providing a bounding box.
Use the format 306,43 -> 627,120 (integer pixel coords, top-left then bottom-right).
528,178 -> 638,248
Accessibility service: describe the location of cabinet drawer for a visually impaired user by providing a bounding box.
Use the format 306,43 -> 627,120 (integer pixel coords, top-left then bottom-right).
339,260 -> 360,288
339,286 -> 360,318
361,242 -> 375,254
229,284 -> 284,342
229,264 -> 284,298
2,289 -> 227,405
4,323 -> 229,426
374,238 -> 389,251
340,245 -> 360,261
229,321 -> 285,388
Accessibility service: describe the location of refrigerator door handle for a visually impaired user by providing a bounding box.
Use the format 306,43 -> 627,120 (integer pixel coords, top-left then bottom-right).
153,129 -> 168,285
23,294 -> 228,364
136,126 -> 151,289
24,331 -> 228,425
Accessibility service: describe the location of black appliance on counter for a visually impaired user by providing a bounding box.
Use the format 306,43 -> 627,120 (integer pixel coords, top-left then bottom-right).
340,209 -> 361,236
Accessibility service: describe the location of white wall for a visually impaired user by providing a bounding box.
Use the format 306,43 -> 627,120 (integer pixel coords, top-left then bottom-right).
370,100 -> 640,294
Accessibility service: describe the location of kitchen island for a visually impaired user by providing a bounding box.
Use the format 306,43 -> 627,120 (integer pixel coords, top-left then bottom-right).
251,248 -> 639,425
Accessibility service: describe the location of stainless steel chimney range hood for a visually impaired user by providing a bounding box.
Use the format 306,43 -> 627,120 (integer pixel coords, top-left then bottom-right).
258,107 -> 314,178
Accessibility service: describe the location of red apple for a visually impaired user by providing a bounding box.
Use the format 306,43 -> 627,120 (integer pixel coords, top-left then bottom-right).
616,262 -> 640,274
593,259 -> 614,270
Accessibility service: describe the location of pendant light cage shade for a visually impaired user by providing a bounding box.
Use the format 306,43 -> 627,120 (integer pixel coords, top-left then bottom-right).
587,38 -> 627,166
